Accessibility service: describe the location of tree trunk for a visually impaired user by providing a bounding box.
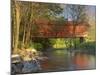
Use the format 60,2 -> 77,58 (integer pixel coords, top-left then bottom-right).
12,7 -> 16,53
21,24 -> 26,49
24,24 -> 31,48
13,1 -> 20,53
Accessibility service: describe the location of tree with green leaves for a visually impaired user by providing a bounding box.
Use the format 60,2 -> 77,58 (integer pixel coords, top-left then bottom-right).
65,4 -> 89,48
12,1 -> 64,53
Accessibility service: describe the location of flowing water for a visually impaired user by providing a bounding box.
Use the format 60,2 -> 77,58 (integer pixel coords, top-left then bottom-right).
13,49 -> 96,74
40,49 -> 96,72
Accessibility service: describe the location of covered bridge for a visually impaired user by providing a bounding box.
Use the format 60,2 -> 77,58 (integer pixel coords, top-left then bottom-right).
32,18 -> 89,40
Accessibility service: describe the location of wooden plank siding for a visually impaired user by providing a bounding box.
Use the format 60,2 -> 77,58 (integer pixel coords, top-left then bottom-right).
32,19 -> 89,38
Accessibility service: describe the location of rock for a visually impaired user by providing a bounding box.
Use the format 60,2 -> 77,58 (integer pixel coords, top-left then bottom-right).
37,56 -> 48,61
11,62 -> 23,74
22,60 -> 41,73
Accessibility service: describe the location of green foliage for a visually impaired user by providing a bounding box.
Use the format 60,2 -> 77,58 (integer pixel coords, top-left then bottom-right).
64,38 -> 80,49
53,39 -> 66,48
32,38 -> 52,51
30,42 -> 43,50
78,41 -> 96,50
77,41 -> 96,55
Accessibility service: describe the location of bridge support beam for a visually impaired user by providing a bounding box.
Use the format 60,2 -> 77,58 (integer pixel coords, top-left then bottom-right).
80,37 -> 84,43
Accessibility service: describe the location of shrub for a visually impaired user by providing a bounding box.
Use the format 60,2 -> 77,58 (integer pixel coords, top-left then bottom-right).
78,41 -> 96,55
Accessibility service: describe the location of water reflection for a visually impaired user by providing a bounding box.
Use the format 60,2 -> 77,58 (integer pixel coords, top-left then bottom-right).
74,53 -> 92,69
40,49 -> 96,72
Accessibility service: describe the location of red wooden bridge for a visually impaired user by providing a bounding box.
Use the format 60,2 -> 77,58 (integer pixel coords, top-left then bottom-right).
32,18 -> 89,38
